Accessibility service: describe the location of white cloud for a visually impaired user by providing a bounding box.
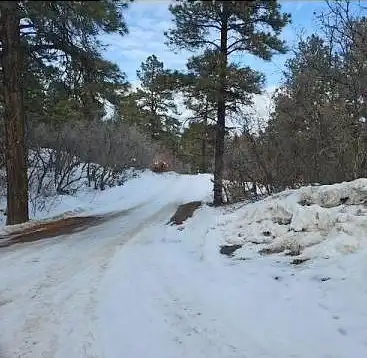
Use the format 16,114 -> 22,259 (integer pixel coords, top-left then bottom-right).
101,1 -> 189,82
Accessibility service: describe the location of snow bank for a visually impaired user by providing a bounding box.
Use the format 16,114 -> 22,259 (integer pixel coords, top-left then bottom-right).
298,178 -> 367,207
220,178 -> 367,263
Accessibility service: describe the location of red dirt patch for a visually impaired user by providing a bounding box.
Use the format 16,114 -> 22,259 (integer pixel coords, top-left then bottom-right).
0,215 -> 106,248
169,201 -> 202,225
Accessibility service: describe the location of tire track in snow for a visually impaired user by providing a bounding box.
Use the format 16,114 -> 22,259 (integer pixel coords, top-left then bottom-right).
0,201 -> 180,358
96,207 -> 272,358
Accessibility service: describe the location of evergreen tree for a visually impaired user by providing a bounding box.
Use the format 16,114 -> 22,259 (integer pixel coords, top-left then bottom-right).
174,52 -> 217,173
185,50 -> 264,121
269,31 -> 366,186
136,54 -> 180,148
117,91 -> 150,128
0,1 -> 130,224
170,49 -> 264,173
181,121 -> 216,173
182,95 -> 215,173
167,0 -> 290,205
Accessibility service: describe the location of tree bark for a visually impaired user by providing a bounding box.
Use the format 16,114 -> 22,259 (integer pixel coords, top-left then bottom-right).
1,2 -> 29,225
200,103 -> 208,173
213,2 -> 228,206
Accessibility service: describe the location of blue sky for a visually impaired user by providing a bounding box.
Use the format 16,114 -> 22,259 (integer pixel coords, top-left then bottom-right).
102,0 -> 329,90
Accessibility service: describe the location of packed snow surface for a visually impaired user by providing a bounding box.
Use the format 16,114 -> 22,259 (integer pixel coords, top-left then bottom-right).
0,173 -> 366,358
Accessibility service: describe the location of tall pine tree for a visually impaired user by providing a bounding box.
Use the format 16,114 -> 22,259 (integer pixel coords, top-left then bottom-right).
174,50 -> 263,173
0,1 -> 130,224
166,0 -> 290,205
136,54 -> 180,148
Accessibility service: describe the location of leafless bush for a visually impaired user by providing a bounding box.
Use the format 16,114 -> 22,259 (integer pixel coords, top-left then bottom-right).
28,148 -> 86,196
26,119 -> 162,193
0,115 -> 188,213
223,133 -> 277,203
26,148 -> 86,213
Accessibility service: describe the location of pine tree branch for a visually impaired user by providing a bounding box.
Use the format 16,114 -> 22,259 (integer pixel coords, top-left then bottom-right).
227,38 -> 246,55
174,35 -> 220,51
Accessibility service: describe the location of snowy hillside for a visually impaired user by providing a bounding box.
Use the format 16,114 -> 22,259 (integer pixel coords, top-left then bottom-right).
0,173 -> 366,358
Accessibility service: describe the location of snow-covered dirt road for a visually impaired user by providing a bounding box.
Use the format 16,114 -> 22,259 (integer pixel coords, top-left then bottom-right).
0,202 -> 177,357
1,173 -> 367,358
0,173 -> 213,358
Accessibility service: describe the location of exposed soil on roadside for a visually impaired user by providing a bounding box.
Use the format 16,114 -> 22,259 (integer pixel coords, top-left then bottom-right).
0,200 -> 202,249
0,205 -> 146,249
169,201 -> 202,225
0,215 -> 107,248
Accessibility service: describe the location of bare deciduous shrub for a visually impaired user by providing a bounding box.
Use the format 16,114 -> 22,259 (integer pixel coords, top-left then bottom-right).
26,119 -> 160,193
0,116 -> 187,214
223,132 -> 276,203
0,118 -> 168,213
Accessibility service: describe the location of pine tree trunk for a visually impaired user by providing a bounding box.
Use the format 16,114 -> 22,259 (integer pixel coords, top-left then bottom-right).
1,2 -> 29,225
213,2 -> 228,206
200,107 -> 208,173
87,162 -> 91,187
201,131 -> 207,173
